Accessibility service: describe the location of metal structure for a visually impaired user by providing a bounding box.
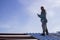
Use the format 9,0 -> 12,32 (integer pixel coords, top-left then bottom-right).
0,33 -> 38,40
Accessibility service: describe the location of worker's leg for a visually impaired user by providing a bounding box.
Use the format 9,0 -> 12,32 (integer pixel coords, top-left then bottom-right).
45,23 -> 49,35
46,26 -> 49,35
41,22 -> 46,35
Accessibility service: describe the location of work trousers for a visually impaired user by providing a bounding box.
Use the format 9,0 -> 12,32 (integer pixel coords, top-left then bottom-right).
42,21 -> 48,35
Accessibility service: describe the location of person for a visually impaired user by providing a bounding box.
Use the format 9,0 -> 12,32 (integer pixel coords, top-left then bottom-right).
37,6 -> 49,36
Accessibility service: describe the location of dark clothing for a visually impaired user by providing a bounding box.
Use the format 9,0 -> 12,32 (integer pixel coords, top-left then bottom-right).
37,9 -> 49,35
40,10 -> 47,23
41,10 -> 48,35
37,10 -> 47,23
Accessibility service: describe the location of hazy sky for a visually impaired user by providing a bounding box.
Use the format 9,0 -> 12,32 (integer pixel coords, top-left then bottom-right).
0,0 -> 60,33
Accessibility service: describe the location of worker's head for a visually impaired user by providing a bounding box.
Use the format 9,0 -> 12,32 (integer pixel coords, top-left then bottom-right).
41,6 -> 45,11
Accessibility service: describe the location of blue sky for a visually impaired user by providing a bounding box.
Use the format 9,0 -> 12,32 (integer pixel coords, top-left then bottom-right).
0,0 -> 60,33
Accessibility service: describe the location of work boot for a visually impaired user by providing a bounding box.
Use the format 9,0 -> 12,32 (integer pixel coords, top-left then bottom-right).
41,33 -> 45,36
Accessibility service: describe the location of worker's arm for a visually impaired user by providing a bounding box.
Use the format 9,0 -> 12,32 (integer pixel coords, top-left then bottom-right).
37,13 -> 42,18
